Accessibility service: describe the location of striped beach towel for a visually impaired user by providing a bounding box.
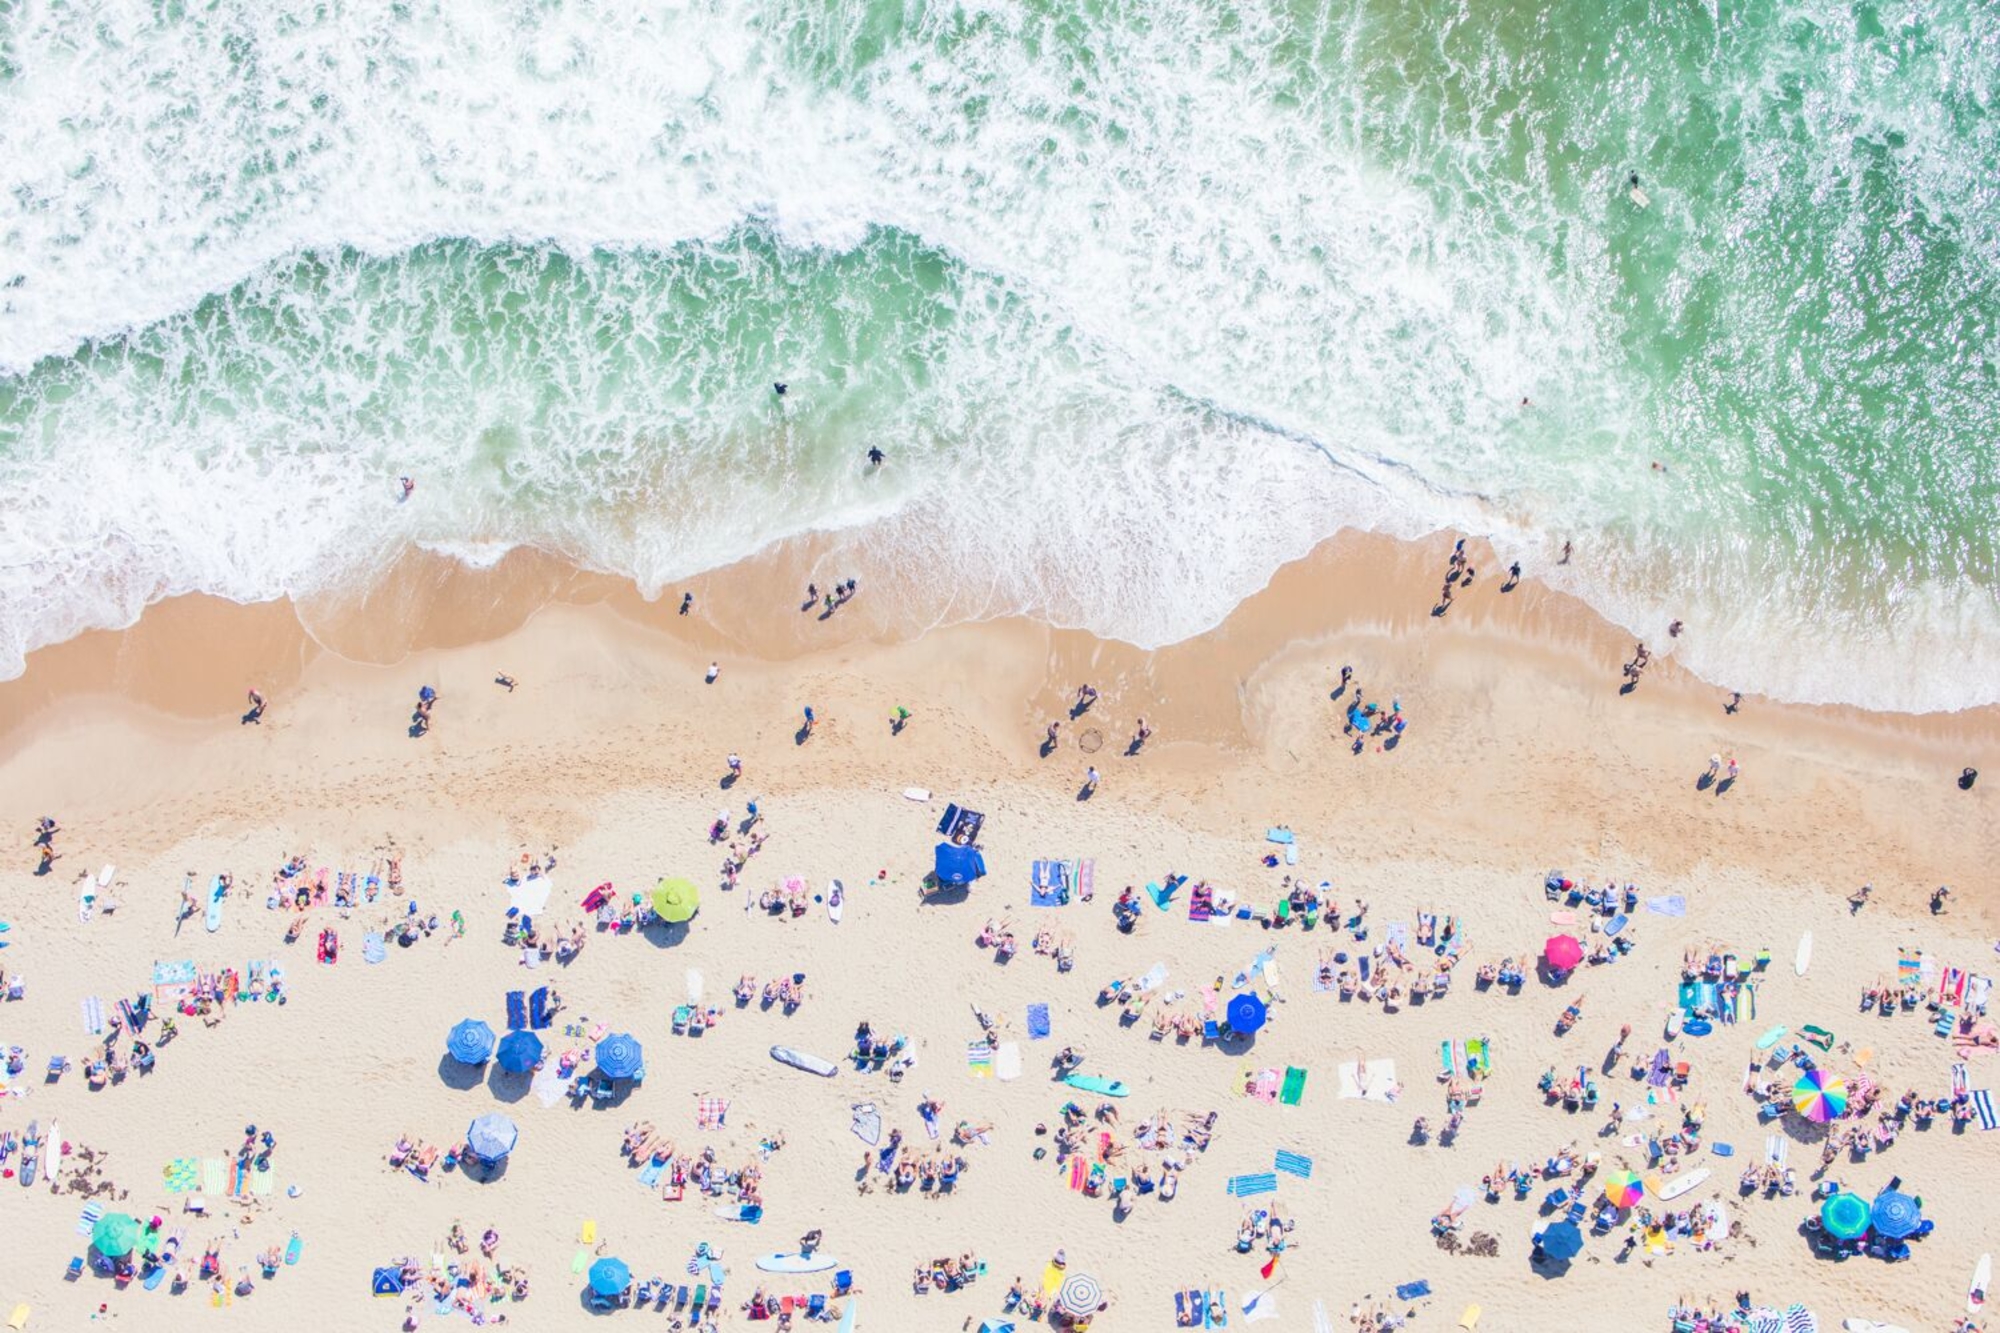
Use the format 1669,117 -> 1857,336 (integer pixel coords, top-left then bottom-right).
967,1041 -> 994,1077
1274,1150 -> 1313,1179
1974,1088 -> 1997,1131
1898,955 -> 1922,986
1227,1172 -> 1278,1197
1784,1302 -> 1818,1333
1077,859 -> 1094,901
80,995 -> 104,1035
76,1201 -> 104,1235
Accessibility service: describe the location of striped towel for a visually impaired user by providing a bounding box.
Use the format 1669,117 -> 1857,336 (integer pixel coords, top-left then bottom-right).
1974,1088 -> 1997,1131
1746,1311 -> 1784,1333
76,1201 -> 104,1235
1273,1150 -> 1313,1179
81,995 -> 104,1034
1078,858 -> 1095,900
1784,1303 -> 1818,1333
967,1041 -> 994,1077
203,1157 -> 227,1195
1897,955 -> 1921,986
1227,1172 -> 1278,1197
250,1165 -> 275,1195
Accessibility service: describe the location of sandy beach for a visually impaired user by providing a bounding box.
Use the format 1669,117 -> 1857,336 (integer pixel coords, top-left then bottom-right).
2,529 -> 1996,1332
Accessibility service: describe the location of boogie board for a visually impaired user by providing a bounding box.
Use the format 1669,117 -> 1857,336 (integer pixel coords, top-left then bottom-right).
206,877 -> 226,933
714,1203 -> 763,1223
1794,932 -> 1812,976
1063,1075 -> 1130,1098
1664,1010 -> 1681,1040
1605,914 -> 1628,937
756,1253 -> 838,1274
144,1265 -> 170,1291
902,788 -> 931,802
1649,1167 -> 1709,1201
285,1232 -> 302,1266
827,880 -> 844,924
1683,1018 -> 1712,1037
1756,1026 -> 1788,1050
770,1046 -> 838,1077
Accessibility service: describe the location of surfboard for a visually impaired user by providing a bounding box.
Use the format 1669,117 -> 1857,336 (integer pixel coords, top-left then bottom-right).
1664,1010 -> 1680,1040
1794,932 -> 1812,976
756,1253 -> 838,1274
1629,185 -> 1651,209
1063,1074 -> 1130,1098
902,788 -> 931,802
1649,1167 -> 1709,1200
713,1203 -> 763,1223
827,880 -> 844,924
97,865 -> 115,887
1683,1018 -> 1712,1037
285,1232 -> 302,1266
19,1121 -> 37,1188
770,1046 -> 837,1077
77,878 -> 95,924
1971,1252 -> 1990,1314
1548,911 -> 1575,925
205,876 -> 225,933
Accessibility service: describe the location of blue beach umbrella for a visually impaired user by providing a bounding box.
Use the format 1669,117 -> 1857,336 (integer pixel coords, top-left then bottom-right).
588,1257 -> 631,1296
466,1113 -> 518,1162
447,1018 -> 495,1065
1537,1221 -> 1584,1261
1226,992 -> 1268,1034
495,1029 -> 543,1074
1870,1190 -> 1921,1240
1820,1192 -> 1870,1241
595,1032 -> 644,1080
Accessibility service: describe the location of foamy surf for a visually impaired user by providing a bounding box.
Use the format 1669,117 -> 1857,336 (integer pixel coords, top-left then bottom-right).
1,0 -> 1997,707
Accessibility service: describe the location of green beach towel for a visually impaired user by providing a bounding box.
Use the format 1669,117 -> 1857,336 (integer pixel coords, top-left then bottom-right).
1279,1066 -> 1306,1106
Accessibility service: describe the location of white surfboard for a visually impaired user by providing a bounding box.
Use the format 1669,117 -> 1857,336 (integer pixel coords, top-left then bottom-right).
1794,932 -> 1813,976
902,788 -> 931,802
1650,1167 -> 1709,1200
827,880 -> 844,924
1843,1321 -> 1913,1333
1971,1252 -> 1990,1314
1629,186 -> 1651,209
97,865 -> 116,887
756,1252 -> 839,1274
770,1046 -> 837,1077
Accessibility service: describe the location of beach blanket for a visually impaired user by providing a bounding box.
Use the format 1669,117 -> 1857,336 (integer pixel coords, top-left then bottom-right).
1974,1088 -> 1996,1131
637,1158 -> 667,1187
1243,1068 -> 1280,1103
1029,861 -> 1068,907
1968,974 -> 1992,1012
250,1166 -> 275,1195
1385,922 -> 1410,950
1643,895 -> 1687,917
1336,1059 -> 1398,1102
1026,1004 -> 1051,1039
1783,1304 -> 1818,1333
695,1097 -> 728,1129
1763,1135 -> 1788,1166
1898,954 -> 1922,986
506,876 -> 552,917
967,1041 -> 994,1077
202,1158 -> 227,1196
1226,1172 -> 1278,1197
162,1157 -> 199,1193
1279,1067 -> 1307,1106
1243,1288 -> 1279,1323
1394,1281 -> 1431,1302
1647,1049 -> 1672,1087
1138,962 -> 1169,992
81,995 -> 104,1035
362,933 -> 386,964
1078,858 -> 1094,900
530,1064 -> 567,1108
505,991 -> 527,1031
1188,893 -> 1213,924
850,1103 -> 882,1146
1274,1150 -> 1313,1179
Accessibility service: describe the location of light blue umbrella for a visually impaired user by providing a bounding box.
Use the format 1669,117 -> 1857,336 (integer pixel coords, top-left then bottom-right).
588,1256 -> 631,1296
1870,1189 -> 1921,1240
447,1018 -> 495,1065
595,1032 -> 643,1080
495,1030 -> 543,1074
466,1113 -> 518,1162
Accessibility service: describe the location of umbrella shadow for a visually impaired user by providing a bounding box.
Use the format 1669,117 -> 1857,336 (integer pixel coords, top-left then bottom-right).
485,1066 -> 534,1105
642,920 -> 691,949
437,1055 -> 486,1092
465,1156 -> 511,1184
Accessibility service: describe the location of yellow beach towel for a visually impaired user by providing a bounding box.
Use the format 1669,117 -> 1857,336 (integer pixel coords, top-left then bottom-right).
1459,1305 -> 1480,1329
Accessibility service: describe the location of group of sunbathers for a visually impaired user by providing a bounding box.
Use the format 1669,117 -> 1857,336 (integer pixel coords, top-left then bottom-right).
733,973 -> 807,1011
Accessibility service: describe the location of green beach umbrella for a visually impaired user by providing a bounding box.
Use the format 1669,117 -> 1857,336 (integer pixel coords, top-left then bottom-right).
1820,1191 -> 1870,1241
652,877 -> 700,924
91,1212 -> 142,1257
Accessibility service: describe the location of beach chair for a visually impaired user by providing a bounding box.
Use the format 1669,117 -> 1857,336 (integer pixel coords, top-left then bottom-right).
45,1055 -> 68,1081
1564,1199 -> 1587,1226
691,1284 -> 707,1311
1542,1187 -> 1570,1212
505,991 -> 527,1031
833,1271 -> 852,1295
63,1257 -> 82,1282
807,1295 -> 826,1318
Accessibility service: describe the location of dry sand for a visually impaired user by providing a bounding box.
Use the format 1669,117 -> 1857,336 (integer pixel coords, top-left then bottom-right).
1,530 -> 1996,1331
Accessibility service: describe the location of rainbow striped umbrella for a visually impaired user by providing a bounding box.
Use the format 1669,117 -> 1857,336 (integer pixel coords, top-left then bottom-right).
1791,1069 -> 1847,1122
1601,1169 -> 1645,1209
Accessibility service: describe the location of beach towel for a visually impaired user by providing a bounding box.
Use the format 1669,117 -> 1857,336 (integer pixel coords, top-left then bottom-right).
1144,881 -> 1175,911
966,1041 -> 993,1077
1647,1049 -> 1671,1087
850,1103 -> 882,1146
1189,894 -> 1213,924
1068,1156 -> 1087,1191
1026,1004 -> 1051,1039
202,1158 -> 226,1196
1763,1135 -> 1788,1166
695,1097 -> 728,1129
505,991 -> 527,1030
1078,858 -> 1094,901
1029,861 -> 1067,907
637,1158 -> 667,1187
1385,922 -> 1410,950
362,933 -> 386,964
80,995 -> 104,1035
1973,1088 -> 1996,1131
1279,1067 -> 1307,1106
1244,1068 -> 1280,1103
531,1064 -> 568,1108
1242,1288 -> 1278,1323
250,1166 -> 275,1195
1336,1059 -> 1398,1102
1898,954 -> 1922,986
1941,967 -> 1969,1004
1226,1172 -> 1278,1197
1394,1281 -> 1431,1302
75,1201 -> 103,1235
162,1157 -> 199,1193
1783,1304 -> 1817,1333
1139,962 -> 1169,992
1274,1150 -> 1313,1179
995,1041 -> 1022,1081
1643,895 -> 1687,917
529,987 -> 552,1030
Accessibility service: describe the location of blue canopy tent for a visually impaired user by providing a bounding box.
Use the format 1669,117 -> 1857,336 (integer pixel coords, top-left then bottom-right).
372,1267 -> 406,1296
595,1032 -> 644,1080
466,1113 -> 518,1164
934,842 -> 987,887
495,1029 -> 543,1074
447,1018 -> 495,1065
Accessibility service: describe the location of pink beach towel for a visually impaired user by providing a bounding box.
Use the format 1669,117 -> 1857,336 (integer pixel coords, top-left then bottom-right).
695,1097 -> 728,1129
1941,968 -> 1968,1004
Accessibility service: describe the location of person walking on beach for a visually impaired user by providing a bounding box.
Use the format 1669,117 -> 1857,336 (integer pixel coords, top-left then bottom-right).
1044,720 -> 1060,753
1130,717 -> 1152,752
1724,756 -> 1739,784
802,705 -> 816,739
35,817 -> 58,846
889,706 -> 911,735
680,592 -> 693,616
37,842 -> 59,874
1848,884 -> 1872,915
1704,754 -> 1721,782
1930,884 -> 1952,915
1082,766 -> 1100,796
706,662 -> 720,684
1074,683 -> 1098,713
1339,665 -> 1352,691
1560,540 -> 1572,565
726,753 -> 742,782
1503,561 -> 1521,591
245,688 -> 266,724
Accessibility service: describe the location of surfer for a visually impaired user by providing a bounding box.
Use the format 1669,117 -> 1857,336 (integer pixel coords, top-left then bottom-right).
399,476 -> 415,500
866,445 -> 884,466
772,382 -> 787,396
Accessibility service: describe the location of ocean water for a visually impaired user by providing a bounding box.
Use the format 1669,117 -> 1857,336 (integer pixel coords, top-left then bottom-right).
2,0 -> 1997,706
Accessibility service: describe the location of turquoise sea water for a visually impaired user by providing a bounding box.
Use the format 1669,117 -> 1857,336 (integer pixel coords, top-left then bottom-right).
1,0 -> 1996,704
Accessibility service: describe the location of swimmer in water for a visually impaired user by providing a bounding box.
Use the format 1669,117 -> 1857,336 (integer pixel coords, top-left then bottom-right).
867,446 -> 884,466
399,476 -> 415,500
773,382 -> 787,396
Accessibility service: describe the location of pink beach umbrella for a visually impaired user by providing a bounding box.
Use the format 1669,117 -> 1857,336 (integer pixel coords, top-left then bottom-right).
1544,935 -> 1584,972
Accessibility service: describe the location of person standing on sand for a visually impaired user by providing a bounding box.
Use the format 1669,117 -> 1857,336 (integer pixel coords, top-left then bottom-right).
245,688 -> 265,724
1705,755 -> 1721,782
1083,766 -> 1100,795
706,662 -> 720,683
1848,884 -> 1872,914
889,706 -> 910,735
726,753 -> 742,781
1725,756 -> 1739,783
680,592 -> 693,616
1045,720 -> 1060,751
802,706 -> 816,739
1131,718 -> 1152,751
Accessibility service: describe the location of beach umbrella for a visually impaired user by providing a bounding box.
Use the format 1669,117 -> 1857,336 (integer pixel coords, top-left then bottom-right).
1820,1192 -> 1870,1241
652,877 -> 700,924
1543,935 -> 1583,972
495,1029 -> 543,1074
1870,1189 -> 1921,1240
588,1257 -> 631,1297
466,1113 -> 518,1162
447,1018 -> 496,1065
1537,1220 -> 1584,1261
1791,1070 -> 1847,1122
90,1212 -> 141,1257
977,1323 -> 1018,1333
1056,1272 -> 1103,1317
595,1032 -> 644,1080
1601,1170 -> 1645,1209
1226,992 -> 1268,1034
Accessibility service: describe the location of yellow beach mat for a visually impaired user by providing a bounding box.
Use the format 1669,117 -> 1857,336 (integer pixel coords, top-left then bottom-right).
1041,1262 -> 1065,1294
578,1219 -> 597,1244
9,1304 -> 29,1330
1459,1305 -> 1480,1329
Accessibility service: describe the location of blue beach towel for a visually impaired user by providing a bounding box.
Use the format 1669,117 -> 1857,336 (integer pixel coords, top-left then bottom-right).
529,987 -> 551,1030
362,932 -> 387,964
505,991 -> 527,1031
1273,1150 -> 1313,1179
637,1158 -> 667,1187
1026,1004 -> 1051,1040
1225,1173 -> 1277,1197
1029,861 -> 1068,908
1393,1281 -> 1431,1302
